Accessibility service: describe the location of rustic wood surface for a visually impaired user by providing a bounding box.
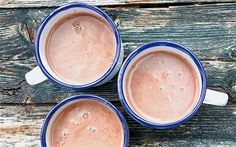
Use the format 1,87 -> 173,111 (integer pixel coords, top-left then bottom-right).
0,0 -> 236,146
1,0 -> 236,8
0,103 -> 235,146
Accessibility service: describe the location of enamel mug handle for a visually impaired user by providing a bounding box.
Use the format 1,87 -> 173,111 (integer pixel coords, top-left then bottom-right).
25,66 -> 48,85
203,89 -> 228,106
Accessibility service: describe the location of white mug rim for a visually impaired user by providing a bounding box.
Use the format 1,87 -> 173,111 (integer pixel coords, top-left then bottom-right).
117,41 -> 207,129
41,94 -> 129,147
35,3 -> 122,89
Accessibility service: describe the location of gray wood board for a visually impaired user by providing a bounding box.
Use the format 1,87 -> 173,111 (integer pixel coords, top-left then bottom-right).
1,61 -> 235,103
1,4 -> 236,104
0,0 -> 236,8
0,103 -> 235,146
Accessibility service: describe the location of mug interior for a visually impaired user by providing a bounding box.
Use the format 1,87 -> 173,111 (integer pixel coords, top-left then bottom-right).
36,4 -> 120,87
118,41 -> 206,128
41,95 -> 129,147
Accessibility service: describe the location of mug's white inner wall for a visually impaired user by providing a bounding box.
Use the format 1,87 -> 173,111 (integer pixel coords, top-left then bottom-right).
45,99 -> 125,146
39,8 -> 110,85
45,100 -> 79,146
122,46 -> 202,124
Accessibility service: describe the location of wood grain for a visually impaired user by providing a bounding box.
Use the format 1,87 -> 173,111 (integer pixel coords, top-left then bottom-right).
0,0 -> 236,8
0,103 -> 235,146
1,61 -> 235,104
0,4 -> 236,103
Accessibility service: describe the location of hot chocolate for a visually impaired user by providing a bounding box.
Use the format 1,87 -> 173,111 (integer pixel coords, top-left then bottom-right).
124,48 -> 200,123
47,99 -> 124,147
46,13 -> 116,85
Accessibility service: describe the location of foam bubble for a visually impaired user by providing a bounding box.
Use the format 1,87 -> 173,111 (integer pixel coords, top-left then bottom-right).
180,88 -> 184,91
81,112 -> 89,119
60,141 -> 64,146
72,22 -> 83,33
88,125 -> 96,133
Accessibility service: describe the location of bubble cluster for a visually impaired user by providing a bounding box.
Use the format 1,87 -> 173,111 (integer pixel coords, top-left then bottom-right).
72,22 -> 83,33
63,132 -> 70,139
86,48 -> 91,56
88,125 -> 97,133
72,120 -> 79,126
58,131 -> 70,146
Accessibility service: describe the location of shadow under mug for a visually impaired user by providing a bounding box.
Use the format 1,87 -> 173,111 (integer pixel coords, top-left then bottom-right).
41,94 -> 129,147
118,41 -> 228,129
25,3 -> 123,90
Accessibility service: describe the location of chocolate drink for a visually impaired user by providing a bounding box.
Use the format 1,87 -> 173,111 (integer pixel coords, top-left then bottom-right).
47,99 -> 124,147
124,48 -> 200,123
46,13 -> 116,85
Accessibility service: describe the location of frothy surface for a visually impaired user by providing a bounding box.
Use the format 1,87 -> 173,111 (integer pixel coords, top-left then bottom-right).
46,13 -> 116,85
47,99 -> 124,147
125,49 -> 200,123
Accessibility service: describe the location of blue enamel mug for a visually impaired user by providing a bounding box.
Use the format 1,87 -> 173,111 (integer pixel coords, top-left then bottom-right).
41,94 -> 129,147
25,3 -> 123,90
118,41 -> 228,129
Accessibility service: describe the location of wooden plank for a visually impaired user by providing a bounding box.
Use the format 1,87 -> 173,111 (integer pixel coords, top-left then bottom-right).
1,61 -> 235,104
0,0 -> 236,8
1,4 -> 236,62
0,103 -> 235,146
0,4 -> 236,103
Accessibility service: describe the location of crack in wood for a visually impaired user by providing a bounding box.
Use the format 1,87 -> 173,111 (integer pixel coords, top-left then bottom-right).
24,23 -> 36,44
231,48 -> 236,58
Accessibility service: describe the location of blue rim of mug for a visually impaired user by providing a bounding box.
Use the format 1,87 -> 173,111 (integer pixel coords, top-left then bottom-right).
118,41 -> 207,129
41,94 -> 129,147
35,3 -> 121,90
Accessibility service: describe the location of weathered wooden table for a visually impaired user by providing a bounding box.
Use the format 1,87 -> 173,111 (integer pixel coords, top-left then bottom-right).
1,0 -> 236,146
